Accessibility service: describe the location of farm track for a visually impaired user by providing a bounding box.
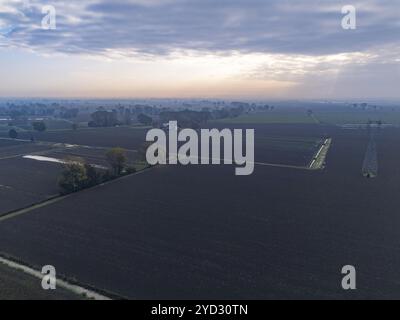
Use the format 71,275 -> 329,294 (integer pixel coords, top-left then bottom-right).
0,255 -> 111,300
166,154 -> 319,171
309,138 -> 332,170
0,194 -> 69,222
254,161 -> 312,170
0,137 -> 138,153
362,131 -> 378,178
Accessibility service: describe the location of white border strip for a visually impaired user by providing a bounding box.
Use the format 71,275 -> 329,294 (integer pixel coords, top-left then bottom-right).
0,256 -> 111,300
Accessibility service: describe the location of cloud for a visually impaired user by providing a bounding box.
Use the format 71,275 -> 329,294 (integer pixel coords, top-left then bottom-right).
1,0 -> 399,99
0,0 -> 399,57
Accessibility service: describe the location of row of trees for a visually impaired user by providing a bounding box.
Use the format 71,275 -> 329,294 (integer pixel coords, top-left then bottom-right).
87,102 -> 272,129
158,110 -> 211,129
88,110 -> 120,127
136,110 -> 212,129
32,121 -> 46,132
58,147 -> 137,194
8,121 -> 47,139
136,105 -> 261,129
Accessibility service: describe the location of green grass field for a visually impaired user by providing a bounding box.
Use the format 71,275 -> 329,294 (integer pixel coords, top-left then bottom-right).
212,108 -> 400,125
212,111 -> 316,124
314,109 -> 400,125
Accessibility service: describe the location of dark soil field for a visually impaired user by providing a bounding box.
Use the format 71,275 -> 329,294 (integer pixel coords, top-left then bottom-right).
206,123 -> 326,166
0,140 -> 52,160
1,124 -> 323,167
0,137 -> 140,217
254,136 -> 321,166
0,124 -> 399,299
0,139 -> 27,148
0,126 -> 148,150
0,139 -> 61,215
0,157 -> 61,215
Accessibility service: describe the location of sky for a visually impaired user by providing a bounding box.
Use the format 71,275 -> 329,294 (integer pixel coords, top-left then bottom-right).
0,0 -> 399,99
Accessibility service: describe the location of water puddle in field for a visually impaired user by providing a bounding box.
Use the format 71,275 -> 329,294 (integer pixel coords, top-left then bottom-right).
23,155 -> 107,169
23,155 -> 64,164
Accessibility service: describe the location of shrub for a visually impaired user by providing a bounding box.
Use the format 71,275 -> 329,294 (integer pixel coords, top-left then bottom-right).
8,129 -> 18,139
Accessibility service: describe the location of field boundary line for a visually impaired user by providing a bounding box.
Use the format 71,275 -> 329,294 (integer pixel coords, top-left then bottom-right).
253,162 -> 312,170
310,113 -> 321,124
0,254 -> 112,300
0,165 -> 156,223
0,137 -> 138,153
0,195 -> 70,222
166,152 -> 315,171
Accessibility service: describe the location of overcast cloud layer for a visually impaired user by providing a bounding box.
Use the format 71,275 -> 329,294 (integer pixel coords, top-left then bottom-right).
0,0 -> 399,99
0,0 -> 399,56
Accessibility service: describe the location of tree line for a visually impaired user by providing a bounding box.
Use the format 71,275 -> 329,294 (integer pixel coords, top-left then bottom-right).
58,147 -> 139,194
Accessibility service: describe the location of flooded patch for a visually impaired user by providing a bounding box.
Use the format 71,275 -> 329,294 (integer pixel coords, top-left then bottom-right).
23,155 -> 107,169
23,155 -> 64,164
